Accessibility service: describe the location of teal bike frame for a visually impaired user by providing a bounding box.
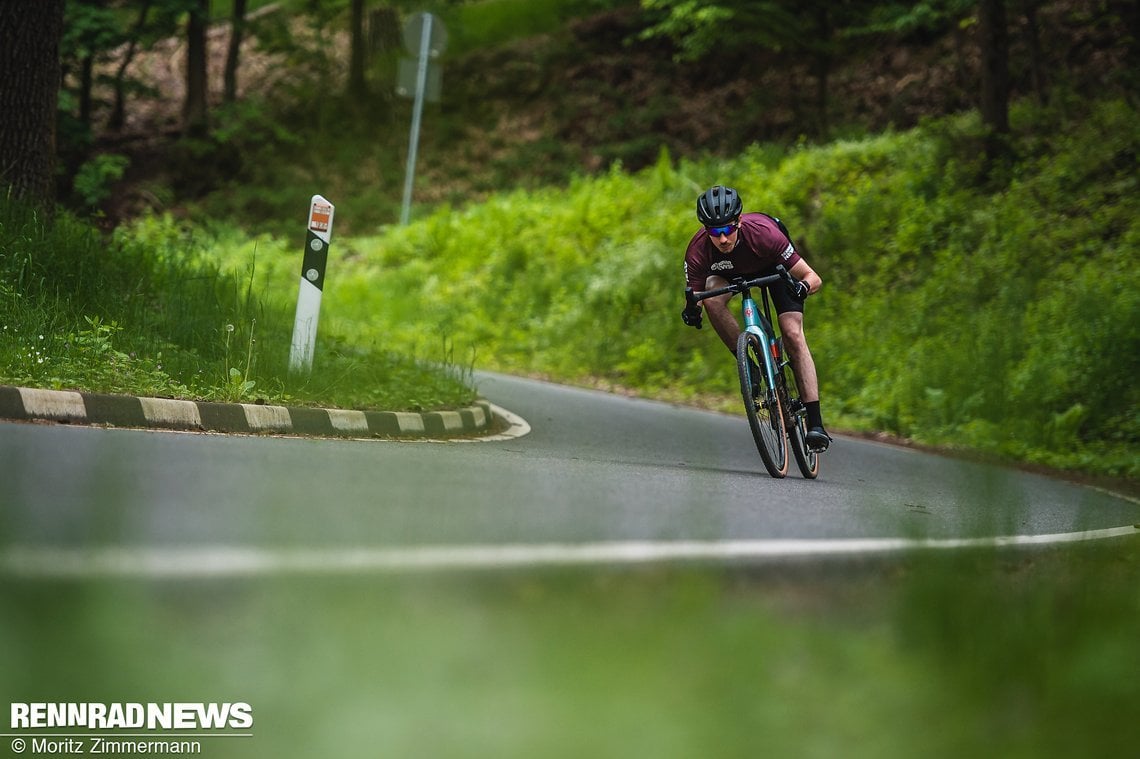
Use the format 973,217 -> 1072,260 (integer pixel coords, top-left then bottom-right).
740,285 -> 781,399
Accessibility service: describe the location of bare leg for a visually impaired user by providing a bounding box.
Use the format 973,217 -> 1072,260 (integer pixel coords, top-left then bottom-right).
704,295 -> 741,353
778,311 -> 819,403
701,276 -> 741,353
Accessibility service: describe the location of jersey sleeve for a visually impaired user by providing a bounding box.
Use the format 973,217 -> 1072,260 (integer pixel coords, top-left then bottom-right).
741,215 -> 801,270
683,230 -> 708,292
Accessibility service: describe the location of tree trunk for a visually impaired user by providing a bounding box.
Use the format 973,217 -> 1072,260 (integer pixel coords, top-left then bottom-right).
183,0 -> 210,137
978,0 -> 1010,144
110,0 -> 153,132
0,0 -> 65,210
224,0 -> 248,104
1121,0 -> 1140,96
348,0 -> 367,98
812,5 -> 832,139
1022,0 -> 1047,105
368,5 -> 400,57
79,54 -> 95,130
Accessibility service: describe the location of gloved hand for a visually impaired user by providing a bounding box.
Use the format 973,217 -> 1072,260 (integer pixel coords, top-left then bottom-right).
790,278 -> 811,302
681,303 -> 703,329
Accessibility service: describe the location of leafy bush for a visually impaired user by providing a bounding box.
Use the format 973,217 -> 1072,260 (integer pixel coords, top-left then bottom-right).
72,153 -> 131,210
323,98 -> 1137,477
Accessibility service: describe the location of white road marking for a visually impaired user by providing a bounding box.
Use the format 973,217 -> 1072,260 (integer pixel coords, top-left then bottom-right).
2,526 -> 1135,579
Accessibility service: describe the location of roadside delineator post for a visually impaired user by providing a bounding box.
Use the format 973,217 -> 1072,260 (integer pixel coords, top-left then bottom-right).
289,194 -> 335,374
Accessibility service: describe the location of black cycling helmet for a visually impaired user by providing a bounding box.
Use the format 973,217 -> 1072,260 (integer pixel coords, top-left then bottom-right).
696,185 -> 743,226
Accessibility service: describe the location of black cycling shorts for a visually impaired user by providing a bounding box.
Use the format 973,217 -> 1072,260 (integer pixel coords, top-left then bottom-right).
741,266 -> 803,316
763,266 -> 804,315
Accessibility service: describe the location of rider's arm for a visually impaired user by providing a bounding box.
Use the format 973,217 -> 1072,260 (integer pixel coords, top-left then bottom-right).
683,235 -> 710,295
787,259 -> 822,296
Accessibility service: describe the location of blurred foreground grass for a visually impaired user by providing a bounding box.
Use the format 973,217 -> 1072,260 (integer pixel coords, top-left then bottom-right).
3,540 -> 1138,758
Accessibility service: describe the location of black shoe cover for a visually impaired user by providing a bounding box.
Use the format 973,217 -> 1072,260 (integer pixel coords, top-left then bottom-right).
806,427 -> 831,452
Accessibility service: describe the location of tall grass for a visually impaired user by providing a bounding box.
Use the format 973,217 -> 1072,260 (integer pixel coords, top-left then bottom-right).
0,201 -> 475,411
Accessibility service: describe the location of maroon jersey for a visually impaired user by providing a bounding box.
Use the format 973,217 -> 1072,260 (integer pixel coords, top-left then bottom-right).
684,212 -> 801,292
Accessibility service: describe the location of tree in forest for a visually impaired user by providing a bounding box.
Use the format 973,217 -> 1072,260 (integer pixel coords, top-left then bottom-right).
639,0 -> 883,140
61,0 -> 120,133
0,0 -> 66,210
108,0 -> 156,131
348,0 -> 368,97
978,0 -> 1010,157
855,0 -> 1013,157
225,0 -> 248,103
183,0 -> 209,137
1020,0 -> 1048,105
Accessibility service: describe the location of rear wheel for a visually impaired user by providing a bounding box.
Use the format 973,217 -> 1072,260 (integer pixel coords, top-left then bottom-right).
737,331 -> 788,478
780,356 -> 819,479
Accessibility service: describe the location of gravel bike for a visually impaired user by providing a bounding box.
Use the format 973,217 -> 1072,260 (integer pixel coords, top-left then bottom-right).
686,266 -> 820,479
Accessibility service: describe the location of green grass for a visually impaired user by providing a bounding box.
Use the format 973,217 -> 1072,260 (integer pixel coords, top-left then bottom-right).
0,201 -> 475,412
2,541 -> 1138,758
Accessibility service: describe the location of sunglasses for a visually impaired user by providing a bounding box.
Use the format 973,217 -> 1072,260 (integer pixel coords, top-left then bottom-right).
706,223 -> 737,238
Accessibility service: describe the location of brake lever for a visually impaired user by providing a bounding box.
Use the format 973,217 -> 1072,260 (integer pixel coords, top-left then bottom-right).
774,264 -> 797,291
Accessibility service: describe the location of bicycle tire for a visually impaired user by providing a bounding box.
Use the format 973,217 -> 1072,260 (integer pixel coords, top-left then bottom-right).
737,331 -> 788,478
779,359 -> 819,479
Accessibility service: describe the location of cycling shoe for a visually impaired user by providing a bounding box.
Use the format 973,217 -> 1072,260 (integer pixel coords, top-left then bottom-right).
805,426 -> 832,452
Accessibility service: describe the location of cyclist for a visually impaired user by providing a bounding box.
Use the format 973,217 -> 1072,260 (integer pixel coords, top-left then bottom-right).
680,185 -> 831,451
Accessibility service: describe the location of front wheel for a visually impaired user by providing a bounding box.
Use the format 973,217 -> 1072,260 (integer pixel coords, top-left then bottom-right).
737,331 -> 788,478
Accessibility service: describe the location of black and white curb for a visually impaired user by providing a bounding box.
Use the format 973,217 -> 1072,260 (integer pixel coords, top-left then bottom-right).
0,385 -> 498,439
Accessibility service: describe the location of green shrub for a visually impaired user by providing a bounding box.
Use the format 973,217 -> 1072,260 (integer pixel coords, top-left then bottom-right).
319,98 -> 1137,477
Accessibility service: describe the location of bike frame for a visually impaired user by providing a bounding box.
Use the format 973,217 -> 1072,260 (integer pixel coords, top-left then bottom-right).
739,285 -> 782,401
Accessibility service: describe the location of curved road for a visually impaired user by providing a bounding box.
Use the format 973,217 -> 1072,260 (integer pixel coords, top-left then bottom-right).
1,372 -> 1136,575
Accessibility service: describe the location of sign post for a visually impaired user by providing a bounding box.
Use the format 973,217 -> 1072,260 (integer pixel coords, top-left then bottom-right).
397,12 -> 447,225
289,194 -> 335,374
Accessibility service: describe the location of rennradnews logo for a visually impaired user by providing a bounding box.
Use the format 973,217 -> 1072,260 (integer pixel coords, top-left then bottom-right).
10,702 -> 253,730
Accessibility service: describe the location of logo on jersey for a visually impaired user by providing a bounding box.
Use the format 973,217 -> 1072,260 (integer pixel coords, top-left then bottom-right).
780,243 -> 795,261
711,260 -> 734,271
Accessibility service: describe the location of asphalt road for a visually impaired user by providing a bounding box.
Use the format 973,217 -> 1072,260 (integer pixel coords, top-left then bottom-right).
1,372 -> 1136,573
